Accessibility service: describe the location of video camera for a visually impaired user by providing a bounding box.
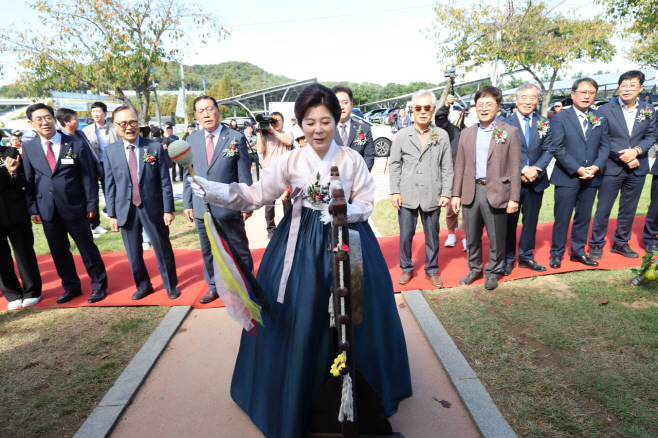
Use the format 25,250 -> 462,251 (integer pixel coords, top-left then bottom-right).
444,66 -> 457,78
256,114 -> 274,132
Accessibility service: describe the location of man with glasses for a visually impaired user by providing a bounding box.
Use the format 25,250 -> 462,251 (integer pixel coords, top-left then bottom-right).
332,85 -> 375,171
390,89 -> 453,288
183,96 -> 253,304
501,84 -> 554,276
22,103 -> 108,304
451,86 -> 522,291
256,110 -> 293,239
549,78 -> 611,268
104,106 -> 180,301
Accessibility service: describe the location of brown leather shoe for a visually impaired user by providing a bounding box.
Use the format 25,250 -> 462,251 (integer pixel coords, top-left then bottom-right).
425,272 -> 443,288
199,290 -> 219,304
398,271 -> 413,285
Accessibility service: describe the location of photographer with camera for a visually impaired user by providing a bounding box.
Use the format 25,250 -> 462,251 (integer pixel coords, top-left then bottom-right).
256,112 -> 294,239
244,123 -> 260,181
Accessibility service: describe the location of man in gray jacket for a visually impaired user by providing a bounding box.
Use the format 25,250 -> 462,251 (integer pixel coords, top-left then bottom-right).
390,89 -> 453,288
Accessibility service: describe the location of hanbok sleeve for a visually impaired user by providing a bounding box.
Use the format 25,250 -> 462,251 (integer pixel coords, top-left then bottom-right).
345,149 -> 376,223
201,153 -> 291,211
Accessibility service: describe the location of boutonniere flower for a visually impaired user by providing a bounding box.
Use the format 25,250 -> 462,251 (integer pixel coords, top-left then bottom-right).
586,112 -> 602,128
492,127 -> 508,144
222,138 -> 240,157
353,126 -> 367,146
141,150 -> 157,164
427,128 -> 441,147
65,147 -> 77,159
537,118 -> 550,138
637,107 -> 653,123
304,172 -> 329,207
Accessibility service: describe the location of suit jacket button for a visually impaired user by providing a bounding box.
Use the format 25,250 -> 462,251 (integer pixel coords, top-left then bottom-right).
49,190 -> 52,193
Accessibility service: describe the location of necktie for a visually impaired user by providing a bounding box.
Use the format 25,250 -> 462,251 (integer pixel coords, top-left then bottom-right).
128,145 -> 142,207
340,124 -> 348,145
582,116 -> 588,134
206,134 -> 214,165
523,117 -> 531,166
45,140 -> 57,172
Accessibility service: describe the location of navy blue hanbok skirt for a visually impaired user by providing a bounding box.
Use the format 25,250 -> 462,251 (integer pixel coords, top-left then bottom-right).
230,208 -> 412,438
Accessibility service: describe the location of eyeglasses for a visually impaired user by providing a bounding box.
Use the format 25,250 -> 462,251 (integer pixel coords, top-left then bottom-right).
476,103 -> 496,110
518,97 -> 538,103
414,105 -> 433,113
196,107 -> 216,115
619,83 -> 642,90
114,120 -> 139,129
31,115 -> 54,124
575,90 -> 597,97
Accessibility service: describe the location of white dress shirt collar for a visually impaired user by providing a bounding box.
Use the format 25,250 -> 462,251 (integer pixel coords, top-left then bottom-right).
40,132 -> 62,158
516,111 -> 534,135
205,125 -> 224,147
619,97 -> 638,136
122,136 -> 140,149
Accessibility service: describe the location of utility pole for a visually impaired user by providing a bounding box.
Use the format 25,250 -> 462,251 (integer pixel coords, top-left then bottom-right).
180,63 -> 188,126
231,85 -> 236,117
151,68 -> 162,127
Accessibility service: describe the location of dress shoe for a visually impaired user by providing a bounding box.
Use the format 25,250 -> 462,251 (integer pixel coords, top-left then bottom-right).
570,254 -> 599,267
646,244 -> 658,253
167,288 -> 181,300
7,299 -> 22,310
484,276 -> 498,290
549,256 -> 561,269
589,245 -> 603,260
460,271 -> 483,286
425,272 -> 443,288
398,271 -> 413,285
132,286 -> 155,300
501,263 -> 513,276
199,290 -> 219,304
610,244 -> 639,258
518,260 -> 546,271
21,297 -> 41,308
88,289 -> 107,304
57,288 -> 82,304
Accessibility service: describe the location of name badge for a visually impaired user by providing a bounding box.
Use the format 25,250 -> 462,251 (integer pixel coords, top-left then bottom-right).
61,158 -> 74,165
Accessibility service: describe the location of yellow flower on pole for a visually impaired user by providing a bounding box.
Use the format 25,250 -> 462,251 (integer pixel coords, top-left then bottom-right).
330,354 -> 346,377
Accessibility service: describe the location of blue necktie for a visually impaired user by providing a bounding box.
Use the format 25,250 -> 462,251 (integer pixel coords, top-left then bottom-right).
582,116 -> 588,134
524,116 -> 531,166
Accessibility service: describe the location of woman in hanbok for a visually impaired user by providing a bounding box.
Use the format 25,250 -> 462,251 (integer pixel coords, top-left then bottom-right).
190,83 -> 412,438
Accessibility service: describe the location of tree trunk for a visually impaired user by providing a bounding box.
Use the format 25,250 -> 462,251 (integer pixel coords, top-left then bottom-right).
541,68 -> 559,117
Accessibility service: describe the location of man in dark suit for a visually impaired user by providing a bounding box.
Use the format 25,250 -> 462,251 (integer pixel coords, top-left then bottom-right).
104,106 -> 179,300
451,85 -> 522,290
643,156 -> 658,252
332,85 -> 375,171
0,145 -> 42,309
502,84 -> 554,276
589,71 -> 658,259
183,96 -> 253,304
56,107 -> 106,236
549,78 -> 611,268
22,103 -> 108,304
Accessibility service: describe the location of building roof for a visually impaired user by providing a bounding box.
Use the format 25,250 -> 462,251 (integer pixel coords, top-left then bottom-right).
215,78 -> 317,112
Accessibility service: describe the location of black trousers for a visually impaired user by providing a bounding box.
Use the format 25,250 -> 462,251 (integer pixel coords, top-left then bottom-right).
643,175 -> 658,247
550,183 -> 597,258
0,220 -> 42,302
265,201 -> 292,232
590,171 -> 645,248
42,207 -> 108,292
195,216 -> 253,292
121,204 -> 178,291
89,179 -> 101,229
505,183 -> 544,264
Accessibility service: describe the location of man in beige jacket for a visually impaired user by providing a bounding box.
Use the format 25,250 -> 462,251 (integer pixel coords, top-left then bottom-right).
389,89 -> 453,288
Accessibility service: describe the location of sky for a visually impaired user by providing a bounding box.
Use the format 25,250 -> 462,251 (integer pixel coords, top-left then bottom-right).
0,0 -> 642,89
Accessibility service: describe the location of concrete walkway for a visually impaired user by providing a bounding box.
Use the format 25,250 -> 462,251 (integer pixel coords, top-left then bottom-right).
110,295 -> 480,438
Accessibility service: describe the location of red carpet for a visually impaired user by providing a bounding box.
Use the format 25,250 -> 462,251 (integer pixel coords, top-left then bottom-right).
0,217 -> 647,311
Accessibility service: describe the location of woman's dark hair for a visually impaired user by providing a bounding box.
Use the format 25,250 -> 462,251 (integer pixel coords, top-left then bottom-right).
295,84 -> 341,124
474,85 -> 503,105
618,70 -> 645,86
572,77 -> 599,92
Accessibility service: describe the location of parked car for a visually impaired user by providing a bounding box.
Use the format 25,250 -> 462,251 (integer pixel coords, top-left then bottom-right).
365,108 -> 386,122
376,108 -> 399,125
369,109 -> 389,124
386,109 -> 400,125
351,108 -> 365,119
220,116 -> 256,132
351,115 -> 394,157
2,128 -> 37,144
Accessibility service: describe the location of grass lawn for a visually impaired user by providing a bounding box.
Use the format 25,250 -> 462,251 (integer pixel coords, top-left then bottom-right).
31,201 -> 201,255
0,306 -> 169,438
371,177 -> 653,238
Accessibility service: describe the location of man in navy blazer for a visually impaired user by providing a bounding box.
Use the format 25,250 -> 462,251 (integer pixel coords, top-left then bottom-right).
502,84 -> 554,276
104,106 -> 179,300
22,103 -> 108,304
643,144 -> 658,252
549,78 -> 612,268
590,71 -> 658,259
332,85 -> 375,171
183,96 -> 253,304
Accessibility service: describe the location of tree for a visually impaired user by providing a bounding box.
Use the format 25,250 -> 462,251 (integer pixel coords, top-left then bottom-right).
601,0 -> 658,68
208,74 -> 243,118
428,0 -> 616,115
0,0 -> 228,124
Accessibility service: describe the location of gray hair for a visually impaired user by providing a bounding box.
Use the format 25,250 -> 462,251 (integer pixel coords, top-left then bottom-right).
516,83 -> 541,99
411,89 -> 437,108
